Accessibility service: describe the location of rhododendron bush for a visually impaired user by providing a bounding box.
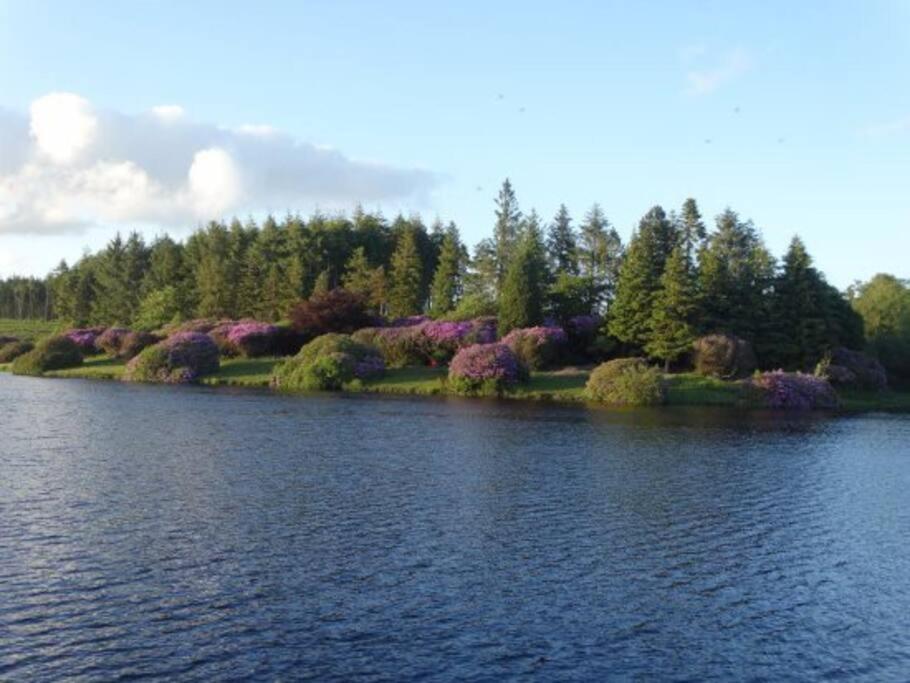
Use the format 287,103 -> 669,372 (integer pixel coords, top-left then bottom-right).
585,358 -> 666,406
119,331 -> 159,359
124,332 -> 220,384
353,317 -> 497,367
64,327 -> 105,354
95,327 -> 129,356
0,340 -> 34,363
693,334 -> 757,379
11,335 -> 83,376
448,343 -> 526,395
748,371 -> 839,410
209,320 -> 280,357
815,347 -> 887,391
272,333 -> 385,391
501,326 -> 567,370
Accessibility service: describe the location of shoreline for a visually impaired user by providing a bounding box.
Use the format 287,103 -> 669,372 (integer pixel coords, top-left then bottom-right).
3,355 -> 910,413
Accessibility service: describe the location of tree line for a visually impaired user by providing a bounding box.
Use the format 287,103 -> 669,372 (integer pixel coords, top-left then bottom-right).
1,179 -> 906,376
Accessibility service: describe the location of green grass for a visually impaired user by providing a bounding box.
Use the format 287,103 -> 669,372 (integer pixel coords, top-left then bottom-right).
664,372 -> 746,406
201,357 -> 281,387
43,356 -> 127,380
0,318 -> 61,341
5,351 -> 910,413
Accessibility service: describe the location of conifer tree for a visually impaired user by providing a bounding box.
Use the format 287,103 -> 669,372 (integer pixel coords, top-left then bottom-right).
578,204 -> 623,306
607,206 -> 676,348
679,198 -> 706,265
429,224 -> 464,317
388,228 -> 424,317
546,204 -> 578,275
645,246 -> 698,370
343,247 -> 386,311
493,178 -> 522,290
498,227 -> 547,333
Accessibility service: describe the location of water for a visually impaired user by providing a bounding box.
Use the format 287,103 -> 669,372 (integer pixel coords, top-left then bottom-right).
1,374 -> 909,681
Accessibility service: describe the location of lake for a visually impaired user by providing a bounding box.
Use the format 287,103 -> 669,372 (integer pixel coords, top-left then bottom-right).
1,374 -> 909,681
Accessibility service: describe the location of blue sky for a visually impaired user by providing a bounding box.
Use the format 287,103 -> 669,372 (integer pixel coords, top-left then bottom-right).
0,0 -> 908,287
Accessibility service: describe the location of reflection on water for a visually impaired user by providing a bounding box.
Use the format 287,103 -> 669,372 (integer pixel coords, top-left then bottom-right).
1,375 -> 909,680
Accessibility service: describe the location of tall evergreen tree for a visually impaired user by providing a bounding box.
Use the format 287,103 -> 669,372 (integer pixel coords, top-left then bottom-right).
429,223 -> 464,317
498,232 -> 547,334
678,198 -> 707,265
343,247 -> 386,311
645,246 -> 698,370
607,206 -> 676,348
387,228 -> 424,317
578,204 -> 623,307
493,178 -> 522,290
546,204 -> 578,275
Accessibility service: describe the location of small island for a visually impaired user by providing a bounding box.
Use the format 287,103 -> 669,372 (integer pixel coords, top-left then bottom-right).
1,183 -> 908,412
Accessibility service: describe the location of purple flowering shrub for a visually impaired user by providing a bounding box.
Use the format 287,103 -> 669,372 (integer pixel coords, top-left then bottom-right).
815,347 -> 887,391
209,320 -> 280,357
389,315 -> 432,328
271,333 -> 385,391
448,343 -> 526,395
124,331 -> 220,384
119,331 -> 159,359
693,334 -> 757,379
11,335 -> 83,376
354,317 -> 498,367
64,327 -> 105,354
585,358 -> 666,405
0,340 -> 34,363
747,371 -> 839,410
96,327 -> 130,356
501,326 -> 568,370
159,318 -> 220,337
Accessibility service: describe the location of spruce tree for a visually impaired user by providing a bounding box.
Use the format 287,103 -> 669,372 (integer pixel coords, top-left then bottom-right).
343,247 -> 385,311
546,204 -> 578,275
578,203 -> 623,306
429,224 -> 464,317
607,206 -> 676,348
679,198 -> 706,265
498,240 -> 544,334
645,246 -> 697,370
493,178 -> 522,290
388,228 -> 424,317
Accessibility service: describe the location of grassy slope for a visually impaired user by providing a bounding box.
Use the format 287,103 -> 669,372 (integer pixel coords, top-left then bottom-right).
0,319 -> 60,341
5,354 -> 910,412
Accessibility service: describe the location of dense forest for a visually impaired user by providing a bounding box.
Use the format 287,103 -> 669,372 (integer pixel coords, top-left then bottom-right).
2,179 -> 908,378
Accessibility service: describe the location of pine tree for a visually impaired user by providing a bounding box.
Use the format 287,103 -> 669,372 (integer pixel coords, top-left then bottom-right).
312,268 -> 332,296
578,204 -> 623,307
645,246 -> 698,370
493,178 -> 522,290
343,247 -> 386,311
546,204 -> 578,275
429,224 -> 464,317
498,229 -> 547,333
607,206 -> 676,348
387,228 -> 424,317
679,198 -> 706,265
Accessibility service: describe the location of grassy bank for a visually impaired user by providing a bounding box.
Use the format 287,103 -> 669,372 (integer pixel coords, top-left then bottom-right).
0,319 -> 60,341
5,354 -> 910,412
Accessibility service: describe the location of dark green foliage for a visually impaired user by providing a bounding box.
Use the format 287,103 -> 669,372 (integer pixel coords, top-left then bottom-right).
646,246 -> 698,369
11,335 -> 83,376
342,247 -> 386,312
0,340 -> 34,363
585,358 -> 666,405
578,204 -> 623,307
289,288 -> 373,340
815,347 -> 887,391
692,334 -> 757,379
678,198 -> 706,264
546,204 -> 578,275
548,273 -> 602,325
429,224 -> 465,317
498,229 -> 548,334
493,178 -> 522,290
119,331 -> 159,359
388,229 -> 424,317
608,206 -> 677,348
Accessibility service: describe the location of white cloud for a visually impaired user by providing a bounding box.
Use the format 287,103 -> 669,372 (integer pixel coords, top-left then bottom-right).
0,92 -> 437,234
685,49 -> 752,95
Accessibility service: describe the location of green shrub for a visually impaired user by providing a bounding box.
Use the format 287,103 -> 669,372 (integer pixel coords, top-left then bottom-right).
123,332 -> 220,384
693,334 -> 757,379
271,333 -> 384,391
585,358 -> 666,406
0,340 -> 34,363
11,335 -> 83,376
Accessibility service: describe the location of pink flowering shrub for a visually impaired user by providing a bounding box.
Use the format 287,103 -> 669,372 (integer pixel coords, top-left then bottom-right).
815,347 -> 887,391
389,315 -> 432,328
354,317 -> 498,367
501,326 -> 568,370
747,371 -> 839,410
119,331 -> 159,359
124,331 -> 220,384
160,318 -> 220,336
209,320 -> 280,357
353,325 -> 425,367
272,333 -> 385,391
448,343 -> 527,395
96,327 -> 130,356
64,327 -> 105,354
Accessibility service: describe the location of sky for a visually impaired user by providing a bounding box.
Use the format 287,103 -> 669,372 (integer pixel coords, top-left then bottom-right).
0,0 -> 908,287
